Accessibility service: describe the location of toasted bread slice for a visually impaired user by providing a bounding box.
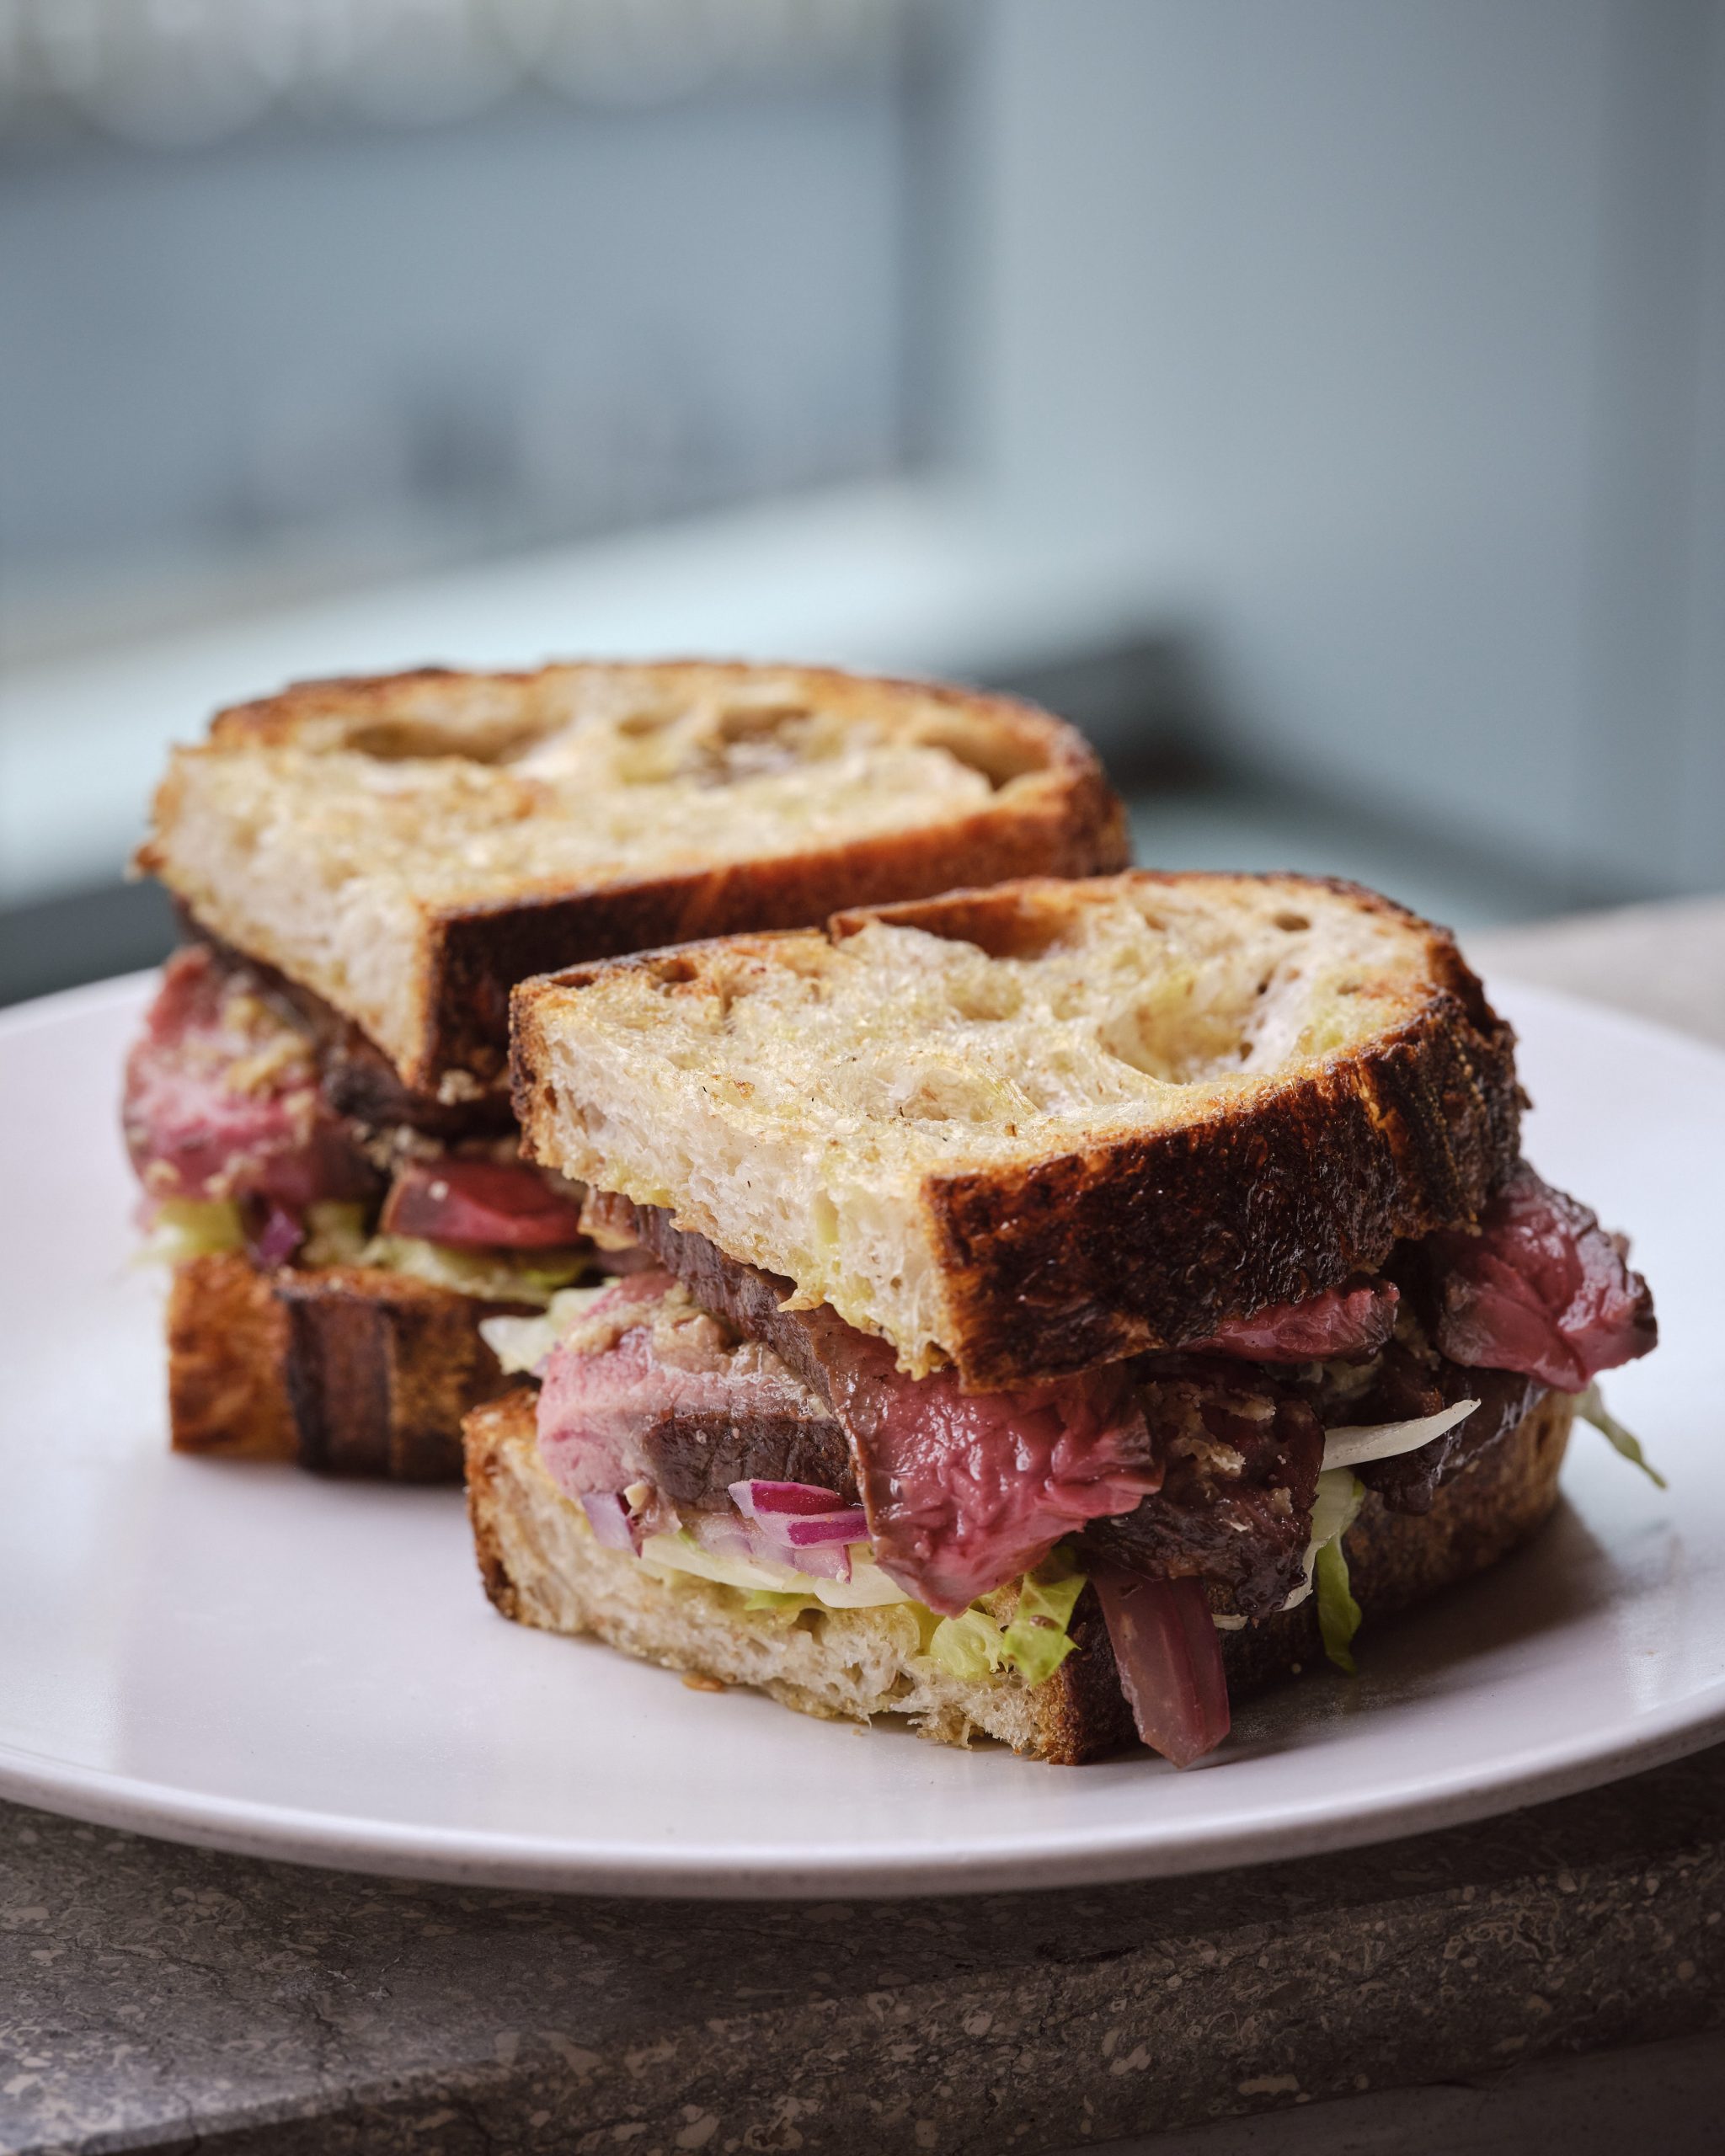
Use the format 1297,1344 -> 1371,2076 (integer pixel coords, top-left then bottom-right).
167,1252 -> 524,1479
464,1386 -> 1572,1764
137,662 -> 1127,1099
512,873 -> 1520,1390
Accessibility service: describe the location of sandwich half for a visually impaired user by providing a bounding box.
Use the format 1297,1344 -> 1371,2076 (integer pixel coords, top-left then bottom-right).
124,661 -> 1128,1479
477,871 -> 1658,1764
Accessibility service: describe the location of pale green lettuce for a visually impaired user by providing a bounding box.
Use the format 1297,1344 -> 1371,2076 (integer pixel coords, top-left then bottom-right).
480,1284 -> 615,1375
1315,1536 -> 1364,1675
137,1198 -> 244,1264
927,1550 -> 1089,1690
1577,1382 -> 1666,1490
1290,1467 -> 1366,1674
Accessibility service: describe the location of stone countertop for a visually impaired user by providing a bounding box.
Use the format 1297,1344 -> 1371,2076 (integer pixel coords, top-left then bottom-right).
3,894 -> 1722,2156
3,1748 -> 1721,2156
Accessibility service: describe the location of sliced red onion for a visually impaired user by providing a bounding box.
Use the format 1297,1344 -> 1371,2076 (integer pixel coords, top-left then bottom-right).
1090,1566 -> 1231,1769
763,1508 -> 869,1549
248,1201 -> 304,1269
580,1492 -> 640,1554
729,1479 -> 847,1518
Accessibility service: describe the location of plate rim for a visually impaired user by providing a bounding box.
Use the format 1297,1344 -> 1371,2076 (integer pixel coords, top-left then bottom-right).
2,1689 -> 1722,1900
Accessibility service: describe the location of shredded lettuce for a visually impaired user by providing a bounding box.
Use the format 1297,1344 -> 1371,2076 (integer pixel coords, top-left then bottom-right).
1285,1468 -> 1366,1674
927,1608 -> 1007,1682
1577,1381 -> 1667,1490
480,1284 -> 615,1375
286,1203 -> 597,1309
641,1533 -> 1089,1678
355,1233 -> 588,1306
638,1531 -> 913,1610
298,1200 -> 368,1266
1315,1535 -> 1363,1675
138,1197 -> 245,1263
927,1550 -> 1089,1689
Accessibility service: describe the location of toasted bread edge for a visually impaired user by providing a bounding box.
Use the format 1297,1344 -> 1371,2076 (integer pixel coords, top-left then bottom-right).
166,1256 -> 521,1480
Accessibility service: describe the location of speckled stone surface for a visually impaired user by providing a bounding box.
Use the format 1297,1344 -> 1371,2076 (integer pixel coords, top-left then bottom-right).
4,902 -> 1722,2156
3,1746 -> 1722,2155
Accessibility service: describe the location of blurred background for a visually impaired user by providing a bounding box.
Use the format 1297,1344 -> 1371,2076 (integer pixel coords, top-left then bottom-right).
2,0 -> 1722,1004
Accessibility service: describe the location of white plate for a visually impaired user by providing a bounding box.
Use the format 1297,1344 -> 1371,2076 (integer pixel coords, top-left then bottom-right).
1,973 -> 1721,1898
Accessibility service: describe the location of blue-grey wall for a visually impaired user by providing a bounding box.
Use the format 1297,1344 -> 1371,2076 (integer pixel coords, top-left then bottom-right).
968,0 -> 1725,897
0,82 -> 908,619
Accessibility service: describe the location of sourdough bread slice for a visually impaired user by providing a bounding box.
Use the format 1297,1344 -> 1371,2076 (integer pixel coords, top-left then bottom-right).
168,1251 -> 524,1479
513,873 -> 1521,1390
139,662 -> 1126,1099
464,1386 -> 1573,1765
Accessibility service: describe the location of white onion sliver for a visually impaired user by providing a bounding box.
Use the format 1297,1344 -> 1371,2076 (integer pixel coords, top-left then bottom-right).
1321,1398 -> 1480,1473
580,1491 -> 638,1553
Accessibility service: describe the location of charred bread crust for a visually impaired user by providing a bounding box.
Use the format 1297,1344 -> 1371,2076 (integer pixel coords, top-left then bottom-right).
860,877 -> 1520,1389
274,1265 -> 528,1480
463,1385 -> 1570,1765
167,1252 -> 297,1460
166,1256 -> 525,1479
149,660 -> 1129,1095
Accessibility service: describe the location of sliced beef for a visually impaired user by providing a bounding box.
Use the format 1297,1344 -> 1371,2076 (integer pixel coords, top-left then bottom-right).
124,945 -> 377,1212
537,1272 -> 855,1512
1183,1277 -> 1399,1364
579,1191 -> 1610,1611
1354,1363 -> 1543,1514
1423,1161 -> 1656,1391
382,1158 -> 589,1249
588,1197 -> 1159,1614
1079,1363 -> 1325,1618
830,1337 -> 1156,1615
131,939 -> 589,1264
584,1192 -> 839,1392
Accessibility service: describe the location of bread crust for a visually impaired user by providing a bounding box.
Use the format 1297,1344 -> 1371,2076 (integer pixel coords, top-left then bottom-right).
165,1254 -> 523,1479
514,873 -> 1522,1390
464,1385 -> 1572,1764
142,660 -> 1129,1094
167,1252 -> 297,1460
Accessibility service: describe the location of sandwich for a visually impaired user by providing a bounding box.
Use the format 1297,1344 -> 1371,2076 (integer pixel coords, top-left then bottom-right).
468,872 -> 1658,1765
122,661 -> 1128,1479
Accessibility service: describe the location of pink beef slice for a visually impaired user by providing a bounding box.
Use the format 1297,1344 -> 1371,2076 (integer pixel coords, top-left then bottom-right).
123,945 -> 372,1211
536,1273 -> 856,1510
826,1337 -> 1160,1614
1429,1161 -> 1656,1391
1184,1277 -> 1399,1363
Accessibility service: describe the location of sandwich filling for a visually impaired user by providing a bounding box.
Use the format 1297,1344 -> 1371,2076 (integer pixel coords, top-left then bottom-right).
494,1177 -> 1654,1766
125,942 -> 601,1301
